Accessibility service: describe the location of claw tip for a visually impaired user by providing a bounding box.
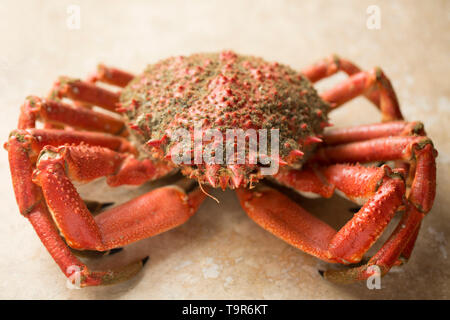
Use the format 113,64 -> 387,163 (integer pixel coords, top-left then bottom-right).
108,247 -> 123,256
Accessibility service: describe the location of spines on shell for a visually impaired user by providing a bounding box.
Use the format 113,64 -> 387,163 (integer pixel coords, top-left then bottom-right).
120,51 -> 330,189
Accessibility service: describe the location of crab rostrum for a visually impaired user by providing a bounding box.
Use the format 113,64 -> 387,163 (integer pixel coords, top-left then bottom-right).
6,51 -> 436,286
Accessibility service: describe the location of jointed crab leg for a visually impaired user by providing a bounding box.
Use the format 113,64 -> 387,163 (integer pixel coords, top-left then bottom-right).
36,144 -> 173,187
322,121 -> 425,146
72,64 -> 134,110
302,55 -> 362,83
316,135 -> 436,212
18,96 -> 127,136
32,143 -> 200,251
90,64 -> 135,88
53,65 -> 134,112
250,131 -> 436,282
5,131 -> 133,215
237,164 -> 405,265
324,204 -> 423,283
33,201 -> 149,286
18,64 -> 133,135
321,121 -> 427,188
37,163 -> 203,251
10,129 -> 136,156
323,166 -> 405,264
273,166 -> 335,199
316,139 -> 435,281
313,135 -> 436,206
52,77 -> 120,113
313,136 -> 428,165
302,55 -> 403,121
236,186 -> 336,262
7,134 -> 202,286
321,68 -> 403,121
302,55 -> 379,107
27,201 -> 147,286
6,135 -> 150,286
398,221 -> 421,264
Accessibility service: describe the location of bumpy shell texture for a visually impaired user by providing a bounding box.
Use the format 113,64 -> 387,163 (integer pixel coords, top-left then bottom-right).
119,50 -> 329,189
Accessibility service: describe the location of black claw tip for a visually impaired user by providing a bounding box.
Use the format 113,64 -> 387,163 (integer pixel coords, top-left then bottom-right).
318,270 -> 325,277
142,256 -> 150,266
108,247 -> 123,255
100,202 -> 115,208
349,206 -> 362,214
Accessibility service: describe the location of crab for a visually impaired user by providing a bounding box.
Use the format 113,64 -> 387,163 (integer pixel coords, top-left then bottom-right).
6,51 -> 436,287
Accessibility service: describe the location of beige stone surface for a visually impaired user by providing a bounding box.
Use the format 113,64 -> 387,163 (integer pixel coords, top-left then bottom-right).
0,0 -> 449,299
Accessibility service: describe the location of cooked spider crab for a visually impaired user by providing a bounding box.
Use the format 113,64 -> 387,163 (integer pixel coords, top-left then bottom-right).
5,51 -> 436,286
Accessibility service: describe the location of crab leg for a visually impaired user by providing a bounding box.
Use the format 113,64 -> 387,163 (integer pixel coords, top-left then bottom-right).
33,145 -> 204,251
324,204 -> 423,283
398,222 -> 421,264
5,131 -> 137,213
320,68 -> 403,121
236,186 -> 336,262
313,136 -> 428,164
322,121 -> 425,146
301,55 -> 379,111
313,135 -> 436,204
52,77 -> 120,113
95,187 -> 205,249
321,121 -> 428,187
27,201 -> 147,286
73,64 -> 134,110
61,64 -> 133,110
5,131 -> 126,211
301,55 -> 402,121
6,135 -> 149,286
257,135 -> 435,281
301,55 -> 362,83
236,164 -> 405,264
9,128 -> 136,156
273,166 -> 335,199
320,142 -> 435,281
275,164 -> 391,203
322,165 -> 405,264
90,64 -> 135,88
7,135 -> 197,286
250,164 -> 405,261
314,136 -> 437,210
36,144 -> 173,187
260,136 -> 436,282
18,96 -> 127,135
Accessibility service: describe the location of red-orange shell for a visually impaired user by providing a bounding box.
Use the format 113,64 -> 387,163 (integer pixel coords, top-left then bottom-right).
120,51 -> 329,188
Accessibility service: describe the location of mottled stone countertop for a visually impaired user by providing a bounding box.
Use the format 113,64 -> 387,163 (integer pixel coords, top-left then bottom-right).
0,0 -> 448,299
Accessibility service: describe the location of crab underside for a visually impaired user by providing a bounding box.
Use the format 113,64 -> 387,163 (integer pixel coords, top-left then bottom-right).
6,51 -> 436,286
